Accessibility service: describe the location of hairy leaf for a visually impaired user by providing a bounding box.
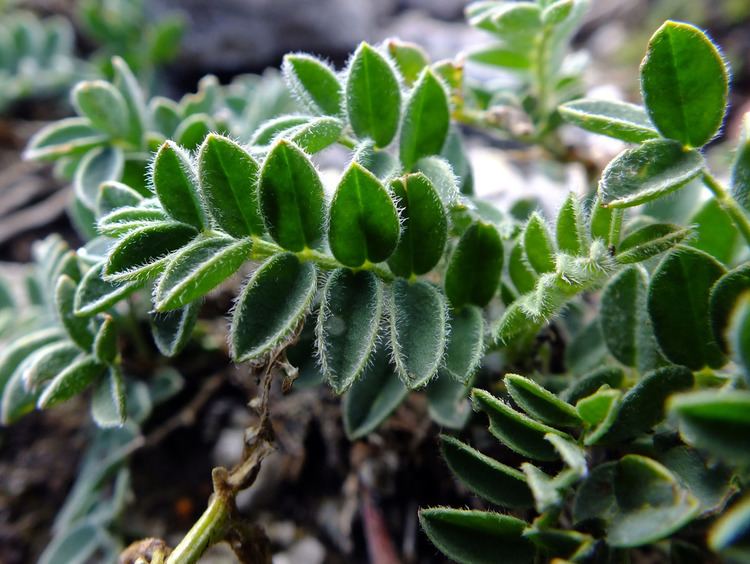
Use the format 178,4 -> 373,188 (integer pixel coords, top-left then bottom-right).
231,253 -> 316,362
91,366 -> 126,427
328,163 -> 400,267
616,223 -> 693,264
72,80 -> 129,139
198,134 -> 264,237
388,279 -> 446,388
709,264 -> 750,354
440,435 -> 533,508
37,356 -> 106,409
641,21 -> 728,147
445,221 -> 503,308
258,140 -> 326,251
559,99 -> 659,143
599,140 -> 704,208
155,235 -> 252,311
523,213 -> 555,274
74,262 -> 144,316
150,301 -> 200,357
152,141 -> 205,229
282,54 -> 342,116
346,43 -> 401,147
400,68 -> 450,170
472,389 -> 568,461
387,174 -> 447,277
317,269 -> 382,394
648,247 -> 726,369
419,508 -> 534,564
505,373 -> 581,427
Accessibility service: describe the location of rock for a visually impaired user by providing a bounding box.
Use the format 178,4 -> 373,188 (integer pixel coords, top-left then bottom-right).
150,0 -> 390,72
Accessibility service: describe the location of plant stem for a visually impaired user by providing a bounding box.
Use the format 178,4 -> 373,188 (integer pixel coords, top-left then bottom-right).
250,236 -> 395,281
702,170 -> 750,248
608,209 -> 624,248
166,494 -> 231,564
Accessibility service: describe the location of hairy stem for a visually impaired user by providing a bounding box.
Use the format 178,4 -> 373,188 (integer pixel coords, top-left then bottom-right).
702,170 -> 750,248
608,209 -> 624,248
250,236 -> 395,281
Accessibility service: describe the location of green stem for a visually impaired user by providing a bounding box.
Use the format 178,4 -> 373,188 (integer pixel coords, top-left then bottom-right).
166,494 -> 231,564
250,236 -> 395,281
702,170 -> 750,248
608,209 -> 624,248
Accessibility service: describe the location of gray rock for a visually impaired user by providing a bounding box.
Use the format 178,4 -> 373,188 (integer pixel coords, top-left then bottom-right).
151,0 -> 389,72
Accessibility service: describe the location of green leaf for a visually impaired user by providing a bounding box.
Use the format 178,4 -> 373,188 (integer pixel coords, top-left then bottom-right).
576,387 -> 620,427
112,56 -> 146,146
104,222 -> 198,283
250,116 -> 310,147
72,80 -> 130,140
155,236 -> 252,311
709,264 -> 750,354
346,43 -> 401,148
562,366 -> 624,404
616,223 -> 693,264
96,181 -> 143,216
231,253 -> 317,362
445,221 -> 503,308
93,315 -> 118,364
352,139 -> 399,179
400,68 -> 450,170
74,262 -> 144,316
419,508 -> 534,564
559,99 -> 659,143
24,117 -> 107,161
599,139 -> 705,208
175,112 -> 214,149
466,2 -> 541,38
342,344 -> 407,439
542,0 -> 574,24
317,269 -> 382,394
589,196 -> 613,241
709,496 -> 750,560
328,163 -> 400,267
596,366 -> 693,444
669,390 -> 750,464
386,39 -> 429,86
505,373 -> 581,427
150,301 -> 199,357
152,141 -> 206,229
472,388 -> 568,461
150,96 -> 182,138
555,193 -> 587,255
688,198 -> 738,265
0,328 -> 65,394
426,373 -> 472,428
467,45 -> 531,70
74,146 -> 124,209
729,295 -> 750,384
523,212 -> 555,274
648,247 -> 726,370
414,156 -> 461,207
440,435 -> 534,508
522,463 -> 561,512
659,446 -> 736,515
573,456 -> 701,547
38,356 -> 106,409
91,366 -> 126,427
56,275 -> 94,350
287,116 -> 343,154
258,140 -> 326,251
600,266 -> 665,372
613,456 -> 701,547
282,54 -> 342,116
640,21 -> 728,147
387,174 -> 448,277
442,305 -> 484,385
98,206 -> 170,238
731,112 -> 750,212
198,134 -> 264,238
508,240 -> 537,294
388,279 -> 446,388
23,341 -> 81,391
